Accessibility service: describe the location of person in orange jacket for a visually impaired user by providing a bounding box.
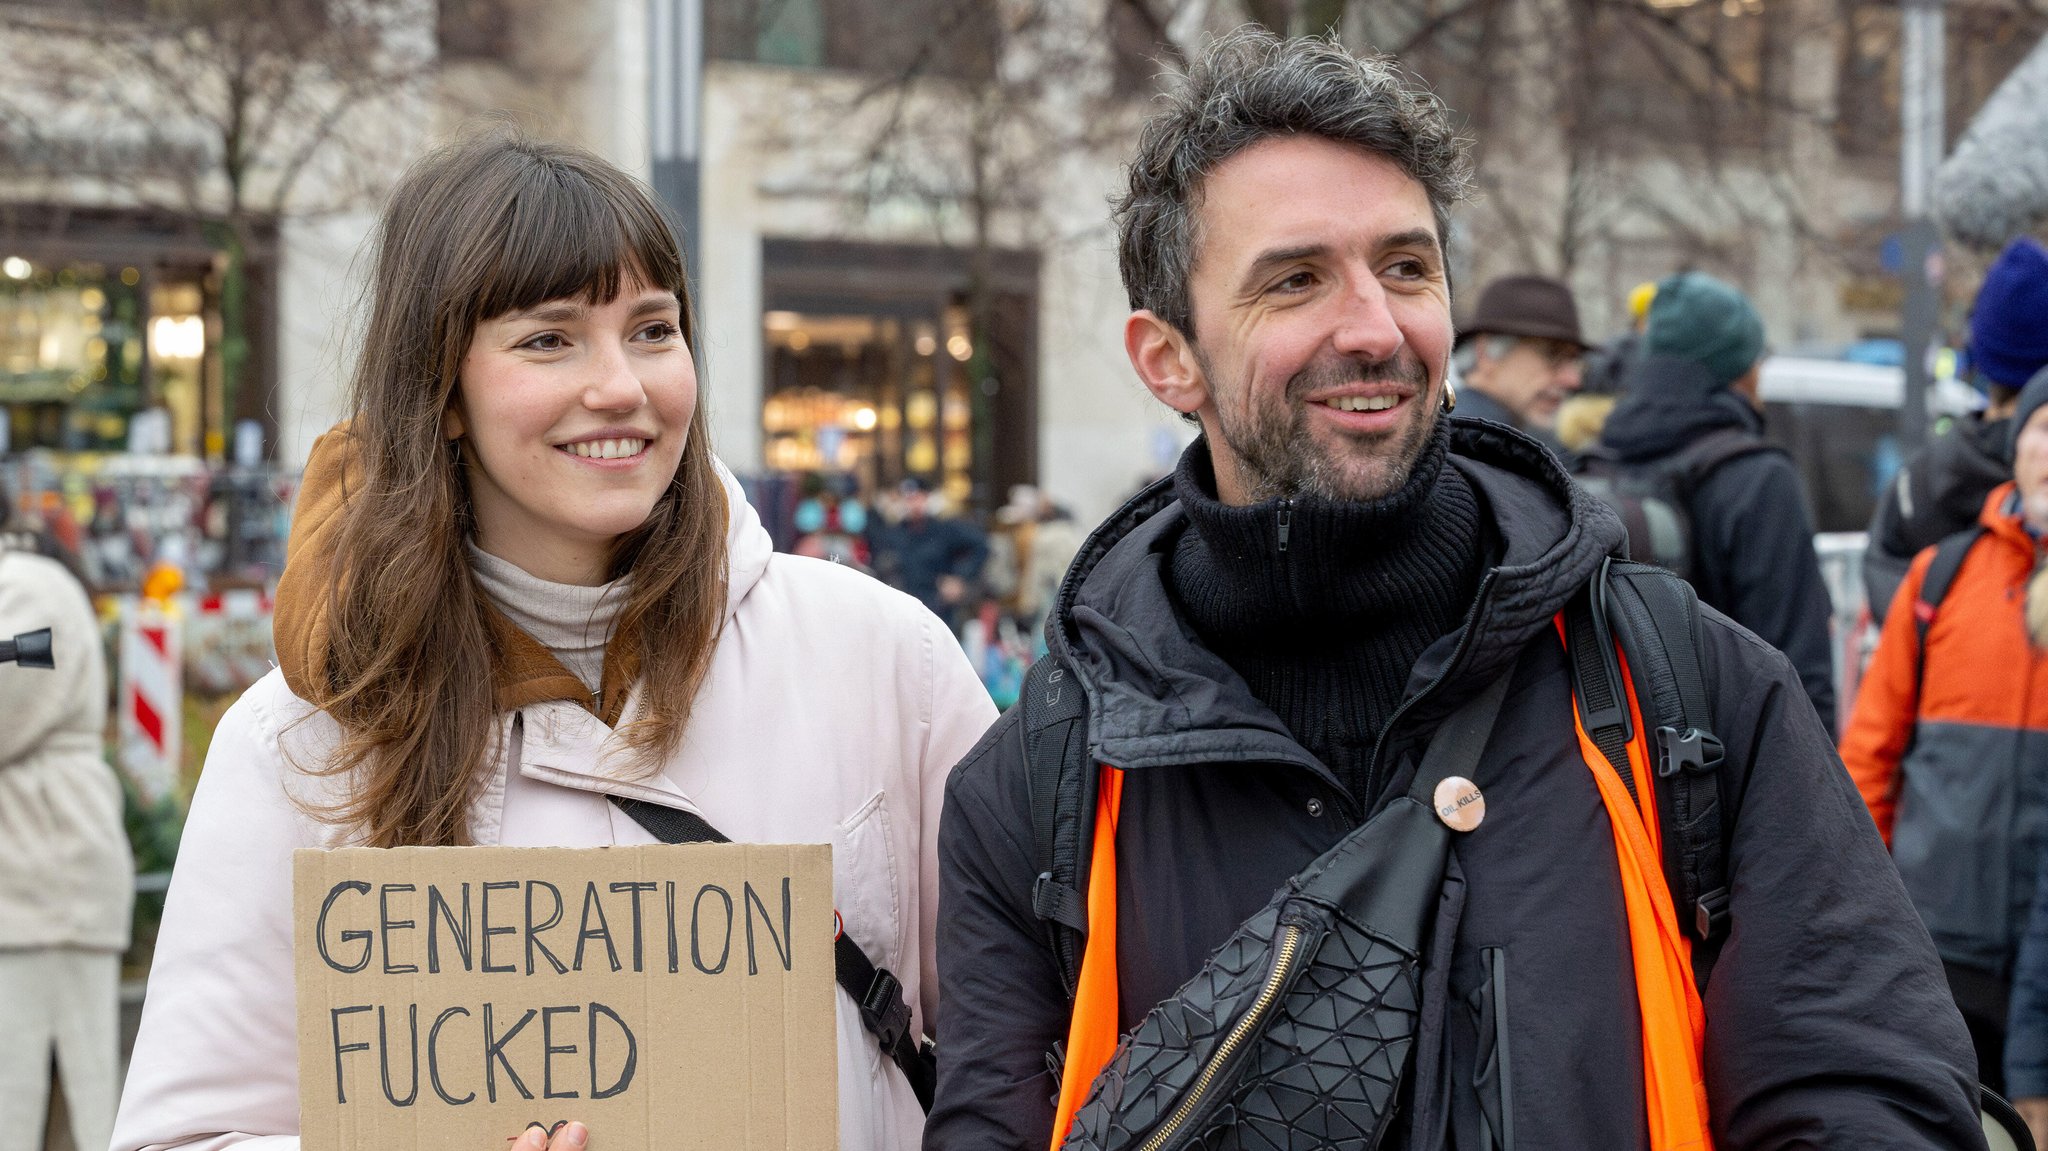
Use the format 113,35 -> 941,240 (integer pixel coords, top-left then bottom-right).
1842,363 -> 2048,1098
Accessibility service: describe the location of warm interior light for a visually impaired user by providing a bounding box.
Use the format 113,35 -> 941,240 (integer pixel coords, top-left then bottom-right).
850,406 -> 878,431
2,257 -> 30,280
947,334 -> 973,362
150,315 -> 205,360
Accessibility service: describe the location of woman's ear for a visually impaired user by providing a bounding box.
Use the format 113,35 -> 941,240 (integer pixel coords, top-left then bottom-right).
442,404 -> 465,441
1125,310 -> 1209,419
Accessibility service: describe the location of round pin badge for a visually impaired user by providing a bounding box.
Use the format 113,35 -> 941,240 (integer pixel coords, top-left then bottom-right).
1433,776 -> 1486,832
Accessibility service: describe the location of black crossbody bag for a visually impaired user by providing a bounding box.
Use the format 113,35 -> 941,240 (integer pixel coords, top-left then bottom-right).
608,796 -> 937,1111
1060,672 -> 1511,1151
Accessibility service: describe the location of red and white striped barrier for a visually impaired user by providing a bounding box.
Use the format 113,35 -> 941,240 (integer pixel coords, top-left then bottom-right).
185,588 -> 276,695
119,597 -> 183,805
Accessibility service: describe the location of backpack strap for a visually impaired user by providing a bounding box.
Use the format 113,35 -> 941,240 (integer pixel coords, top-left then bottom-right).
610,796 -> 938,1111
1565,559 -> 1639,805
1021,653 -> 1096,997
1568,560 -> 1735,990
1914,526 -> 1986,655
1604,562 -> 1730,950
1670,426 -> 1780,495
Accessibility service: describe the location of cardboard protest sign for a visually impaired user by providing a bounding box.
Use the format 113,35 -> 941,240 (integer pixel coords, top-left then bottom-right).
294,844 -> 836,1150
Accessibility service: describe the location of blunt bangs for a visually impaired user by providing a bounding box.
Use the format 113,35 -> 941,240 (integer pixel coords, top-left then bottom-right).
458,148 -> 688,329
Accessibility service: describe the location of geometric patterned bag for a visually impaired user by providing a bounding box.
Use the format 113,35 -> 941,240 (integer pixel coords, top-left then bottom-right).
1060,674 -> 1509,1151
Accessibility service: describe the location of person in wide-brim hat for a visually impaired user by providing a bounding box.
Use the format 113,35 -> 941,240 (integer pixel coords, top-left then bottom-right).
1451,274 -> 1589,434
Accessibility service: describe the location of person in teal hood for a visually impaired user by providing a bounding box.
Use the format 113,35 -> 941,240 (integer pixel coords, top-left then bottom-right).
1594,271 -> 1838,734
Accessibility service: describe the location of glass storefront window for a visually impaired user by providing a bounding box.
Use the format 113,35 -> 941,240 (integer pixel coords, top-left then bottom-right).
148,282 -> 207,456
0,256 -> 213,455
762,309 -> 977,506
760,238 -> 1038,518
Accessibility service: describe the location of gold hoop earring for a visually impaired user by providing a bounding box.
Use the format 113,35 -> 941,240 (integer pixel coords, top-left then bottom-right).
1441,379 -> 1458,414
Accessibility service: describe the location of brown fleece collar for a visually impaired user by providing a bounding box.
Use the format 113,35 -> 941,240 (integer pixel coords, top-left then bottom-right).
484,603 -> 643,727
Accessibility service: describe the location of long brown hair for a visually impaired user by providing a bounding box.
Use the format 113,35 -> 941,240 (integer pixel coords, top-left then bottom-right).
307,131 -> 728,847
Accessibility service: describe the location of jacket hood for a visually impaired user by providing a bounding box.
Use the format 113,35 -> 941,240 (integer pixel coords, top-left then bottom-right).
1978,480 -> 2035,551
274,424 -> 770,717
1046,418 -> 1625,778
1599,353 -> 1762,462
1933,415 -> 2016,524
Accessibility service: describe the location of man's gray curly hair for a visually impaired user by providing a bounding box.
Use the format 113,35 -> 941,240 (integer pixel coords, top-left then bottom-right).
1113,27 -> 1472,338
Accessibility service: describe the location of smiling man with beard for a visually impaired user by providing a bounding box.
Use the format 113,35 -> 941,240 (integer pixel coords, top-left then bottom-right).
925,28 -> 1981,1151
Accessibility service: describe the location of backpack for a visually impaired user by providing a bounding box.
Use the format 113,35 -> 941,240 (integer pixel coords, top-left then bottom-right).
1021,559 -> 1736,1003
1573,429 -> 1782,584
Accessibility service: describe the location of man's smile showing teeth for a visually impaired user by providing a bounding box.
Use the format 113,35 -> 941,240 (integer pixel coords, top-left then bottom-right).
1320,395 -> 1401,412
559,438 -> 648,460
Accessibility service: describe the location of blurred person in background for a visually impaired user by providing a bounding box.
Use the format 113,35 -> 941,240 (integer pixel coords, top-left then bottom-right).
981,485 -> 1083,640
1592,270 -> 1838,734
870,477 -> 988,632
790,472 -> 873,570
1846,363 -> 2048,1102
1557,280 -> 1657,454
1020,499 -> 1081,640
0,487 -> 133,1151
1449,273 -> 1587,452
979,485 -> 1038,616
1865,236 -> 2048,618
1578,280 -> 1657,400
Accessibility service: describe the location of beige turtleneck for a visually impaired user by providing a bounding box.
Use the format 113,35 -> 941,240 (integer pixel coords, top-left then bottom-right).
465,542 -> 628,700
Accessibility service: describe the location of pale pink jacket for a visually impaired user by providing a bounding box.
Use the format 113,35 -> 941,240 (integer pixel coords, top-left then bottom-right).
111,467 -> 997,1151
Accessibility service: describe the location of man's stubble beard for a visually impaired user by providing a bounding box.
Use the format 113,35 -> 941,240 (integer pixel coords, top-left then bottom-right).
1205,350 -> 1439,504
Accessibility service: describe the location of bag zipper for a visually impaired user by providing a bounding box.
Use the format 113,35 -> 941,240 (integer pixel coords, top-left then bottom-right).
1136,921 -> 1307,1151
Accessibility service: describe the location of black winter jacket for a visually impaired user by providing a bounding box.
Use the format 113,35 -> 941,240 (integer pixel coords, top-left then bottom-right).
926,421 -> 1980,1150
1862,413 -> 2012,619
1598,356 -> 1839,736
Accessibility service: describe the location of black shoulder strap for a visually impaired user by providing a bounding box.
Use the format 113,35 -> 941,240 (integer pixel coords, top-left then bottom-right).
1915,526 -> 1986,653
1671,427 -> 1779,494
1605,563 -> 1729,951
1021,653 -> 1095,998
610,795 -> 937,1112
1569,560 -> 1734,990
1405,670 -> 1515,802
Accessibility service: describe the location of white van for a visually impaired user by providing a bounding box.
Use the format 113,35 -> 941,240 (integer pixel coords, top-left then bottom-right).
1756,355 -> 1977,534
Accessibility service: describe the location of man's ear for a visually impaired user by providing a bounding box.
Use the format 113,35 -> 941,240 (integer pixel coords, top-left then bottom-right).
1125,310 -> 1208,417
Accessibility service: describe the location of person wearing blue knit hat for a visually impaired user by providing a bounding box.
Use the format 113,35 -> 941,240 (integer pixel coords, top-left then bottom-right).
1588,271 -> 1839,735
1972,236 -> 2048,393
1865,235 -> 2048,618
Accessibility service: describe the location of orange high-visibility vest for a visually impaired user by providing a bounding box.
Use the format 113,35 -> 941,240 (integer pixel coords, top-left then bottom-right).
1047,621 -> 1713,1150
1050,767 -> 1125,1151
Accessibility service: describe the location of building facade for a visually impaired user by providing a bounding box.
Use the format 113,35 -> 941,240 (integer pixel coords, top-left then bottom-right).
5,0 -> 2042,540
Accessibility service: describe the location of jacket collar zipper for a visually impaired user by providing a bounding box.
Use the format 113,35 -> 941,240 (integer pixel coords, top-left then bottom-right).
1359,570 -> 1500,814
1276,499 -> 1293,553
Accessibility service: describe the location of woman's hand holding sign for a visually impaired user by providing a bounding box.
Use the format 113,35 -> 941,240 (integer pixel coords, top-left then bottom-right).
507,1120 -> 586,1150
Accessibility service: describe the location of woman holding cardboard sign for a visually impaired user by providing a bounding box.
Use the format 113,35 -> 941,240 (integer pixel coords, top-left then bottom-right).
112,132 -> 996,1151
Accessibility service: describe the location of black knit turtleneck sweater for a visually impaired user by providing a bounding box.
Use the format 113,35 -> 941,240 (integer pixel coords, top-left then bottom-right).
1166,421 -> 1486,808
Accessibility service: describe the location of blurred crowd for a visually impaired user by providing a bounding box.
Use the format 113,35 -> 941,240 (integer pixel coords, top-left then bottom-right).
772,473 -> 1083,708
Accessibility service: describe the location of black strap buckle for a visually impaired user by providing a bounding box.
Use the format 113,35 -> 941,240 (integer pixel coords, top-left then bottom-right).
1032,871 -> 1087,932
859,967 -> 913,1052
1655,726 -> 1725,779
1694,886 -> 1731,940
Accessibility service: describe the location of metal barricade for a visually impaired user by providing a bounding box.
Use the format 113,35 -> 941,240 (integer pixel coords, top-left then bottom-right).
1814,531 -> 1872,736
